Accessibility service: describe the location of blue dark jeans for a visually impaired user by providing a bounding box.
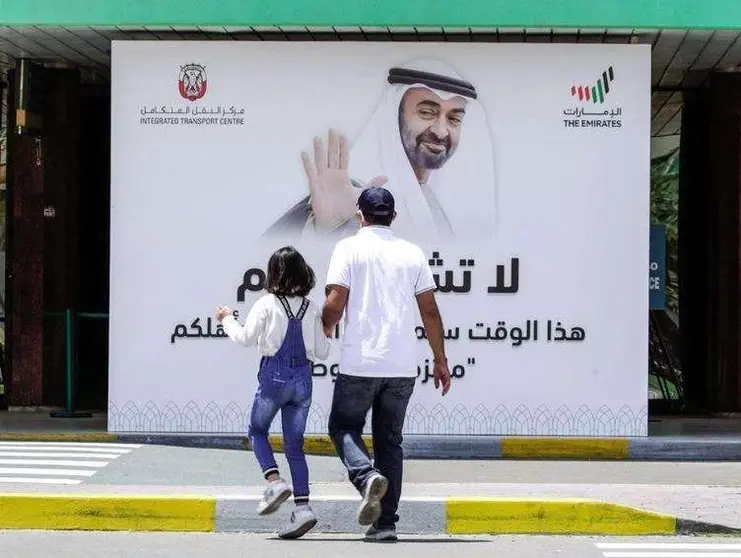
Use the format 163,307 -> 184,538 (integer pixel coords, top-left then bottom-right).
248,362 -> 312,501
328,374 -> 415,529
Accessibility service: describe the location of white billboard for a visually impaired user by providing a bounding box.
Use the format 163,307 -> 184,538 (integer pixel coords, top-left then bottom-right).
109,41 -> 650,436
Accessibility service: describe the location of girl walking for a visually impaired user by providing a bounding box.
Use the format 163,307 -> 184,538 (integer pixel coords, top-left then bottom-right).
216,246 -> 330,539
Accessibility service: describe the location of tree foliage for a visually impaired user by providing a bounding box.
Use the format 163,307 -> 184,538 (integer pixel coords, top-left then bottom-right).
650,148 -> 679,315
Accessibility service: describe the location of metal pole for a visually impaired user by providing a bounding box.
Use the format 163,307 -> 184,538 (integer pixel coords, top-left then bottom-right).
50,308 -> 92,418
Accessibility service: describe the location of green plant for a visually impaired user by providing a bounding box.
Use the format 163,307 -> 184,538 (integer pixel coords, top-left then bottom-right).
650,148 -> 679,315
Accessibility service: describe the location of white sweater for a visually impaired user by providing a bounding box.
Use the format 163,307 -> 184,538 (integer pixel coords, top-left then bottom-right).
220,294 -> 330,361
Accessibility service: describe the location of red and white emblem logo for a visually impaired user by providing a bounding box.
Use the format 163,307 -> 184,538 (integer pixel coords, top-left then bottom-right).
178,64 -> 207,102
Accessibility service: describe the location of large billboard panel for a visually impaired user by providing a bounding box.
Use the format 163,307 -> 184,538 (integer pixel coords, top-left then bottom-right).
110,41 -> 650,436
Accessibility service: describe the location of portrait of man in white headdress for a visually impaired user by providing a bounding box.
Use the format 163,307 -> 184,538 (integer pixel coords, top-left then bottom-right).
263,59 -> 496,243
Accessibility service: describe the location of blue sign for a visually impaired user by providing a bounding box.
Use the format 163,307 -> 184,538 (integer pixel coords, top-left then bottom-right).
649,224 -> 666,310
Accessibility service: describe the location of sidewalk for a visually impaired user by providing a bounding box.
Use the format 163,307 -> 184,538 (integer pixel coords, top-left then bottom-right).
2,411 -> 741,460
1,482 -> 739,535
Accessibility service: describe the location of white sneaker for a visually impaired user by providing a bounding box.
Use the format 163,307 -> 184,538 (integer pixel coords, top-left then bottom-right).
256,478 -> 292,516
278,505 -> 318,539
356,473 -> 388,526
364,525 -> 398,542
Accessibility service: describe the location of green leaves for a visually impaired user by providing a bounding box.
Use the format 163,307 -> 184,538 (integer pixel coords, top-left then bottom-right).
651,148 -> 679,314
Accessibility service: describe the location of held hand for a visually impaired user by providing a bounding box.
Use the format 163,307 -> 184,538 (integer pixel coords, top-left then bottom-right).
301,129 -> 387,232
433,360 -> 452,396
215,305 -> 232,323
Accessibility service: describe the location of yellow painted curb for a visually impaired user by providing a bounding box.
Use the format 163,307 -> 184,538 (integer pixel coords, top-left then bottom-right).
446,498 -> 676,535
0,433 -> 120,442
0,495 -> 216,532
501,437 -> 630,459
265,435 -> 374,456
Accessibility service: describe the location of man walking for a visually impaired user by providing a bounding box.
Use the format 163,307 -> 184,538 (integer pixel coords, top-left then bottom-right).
321,186 -> 452,542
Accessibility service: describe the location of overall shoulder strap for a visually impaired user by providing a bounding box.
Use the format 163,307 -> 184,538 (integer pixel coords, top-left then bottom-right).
295,298 -> 310,320
276,295 -> 295,319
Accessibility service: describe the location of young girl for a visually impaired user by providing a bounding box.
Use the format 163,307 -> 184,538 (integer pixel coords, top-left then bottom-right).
216,246 -> 330,539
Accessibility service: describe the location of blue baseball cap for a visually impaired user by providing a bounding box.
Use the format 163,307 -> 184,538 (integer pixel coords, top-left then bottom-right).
358,186 -> 395,217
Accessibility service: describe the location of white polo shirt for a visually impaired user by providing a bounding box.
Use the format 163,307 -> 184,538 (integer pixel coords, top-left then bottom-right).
326,225 -> 436,378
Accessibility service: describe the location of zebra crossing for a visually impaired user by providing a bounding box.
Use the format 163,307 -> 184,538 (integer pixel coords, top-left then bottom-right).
0,441 -> 141,485
596,543 -> 741,558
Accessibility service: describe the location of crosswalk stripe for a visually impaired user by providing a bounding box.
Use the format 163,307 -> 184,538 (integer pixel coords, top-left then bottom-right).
0,467 -> 97,476
0,448 -> 131,455
603,553 -> 741,558
0,444 -> 133,453
0,442 -> 142,449
597,543 -> 741,558
0,477 -> 82,485
598,545 -> 741,551
0,459 -> 107,467
0,451 -> 123,459
0,442 -> 140,486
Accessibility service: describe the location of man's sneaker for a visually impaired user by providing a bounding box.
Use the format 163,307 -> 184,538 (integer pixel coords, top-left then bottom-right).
256,478 -> 292,516
356,473 -> 388,526
278,505 -> 318,539
364,525 -> 398,543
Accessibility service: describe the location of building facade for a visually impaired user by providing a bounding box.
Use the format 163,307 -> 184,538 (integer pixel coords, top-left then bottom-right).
0,0 -> 739,424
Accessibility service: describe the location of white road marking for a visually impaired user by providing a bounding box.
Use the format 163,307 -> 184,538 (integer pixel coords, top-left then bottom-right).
597,542 -> 741,558
0,467 -> 97,476
603,553 -> 741,558
0,442 -> 142,448
0,477 -> 82,485
0,444 -> 133,453
598,545 -> 741,551
0,451 -> 123,459
0,442 -> 140,485
0,459 -> 107,467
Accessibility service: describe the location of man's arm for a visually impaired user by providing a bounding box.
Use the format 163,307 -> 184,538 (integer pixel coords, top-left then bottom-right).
323,240 -> 350,335
416,289 -> 451,395
416,290 -> 446,362
322,285 -> 349,337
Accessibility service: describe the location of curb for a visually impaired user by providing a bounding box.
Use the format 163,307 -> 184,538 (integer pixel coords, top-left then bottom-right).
3,433 -> 741,461
1,493 -> 736,535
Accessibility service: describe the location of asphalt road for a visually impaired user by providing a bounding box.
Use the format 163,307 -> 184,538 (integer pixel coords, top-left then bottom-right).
4,532 -> 741,558
86,444 -> 741,486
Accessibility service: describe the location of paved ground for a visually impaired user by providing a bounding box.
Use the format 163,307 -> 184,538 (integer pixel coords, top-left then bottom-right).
1,533 -> 741,558
1,443 -> 741,530
5,412 -> 741,461
85,443 -> 741,486
11,440 -> 741,487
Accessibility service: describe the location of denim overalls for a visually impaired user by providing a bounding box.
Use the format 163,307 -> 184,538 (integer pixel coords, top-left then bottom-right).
248,295 -> 313,503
